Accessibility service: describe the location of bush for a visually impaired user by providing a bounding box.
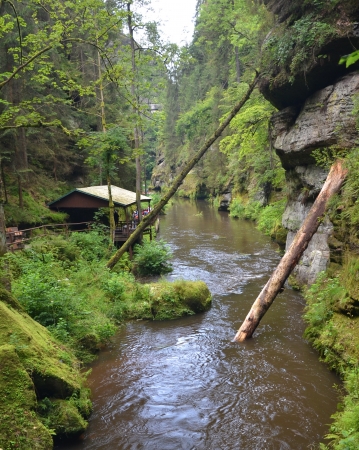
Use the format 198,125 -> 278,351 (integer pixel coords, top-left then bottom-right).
69,230 -> 110,261
257,199 -> 287,240
229,197 -> 246,218
133,240 -> 173,276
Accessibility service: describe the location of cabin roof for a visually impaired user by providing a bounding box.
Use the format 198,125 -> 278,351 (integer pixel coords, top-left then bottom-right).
49,185 -> 151,208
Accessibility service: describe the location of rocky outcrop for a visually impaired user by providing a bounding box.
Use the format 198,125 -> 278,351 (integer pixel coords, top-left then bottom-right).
260,1 -> 359,109
151,155 -> 174,191
218,192 -> 231,211
269,70 -> 359,285
281,166 -> 333,286
271,72 -> 359,169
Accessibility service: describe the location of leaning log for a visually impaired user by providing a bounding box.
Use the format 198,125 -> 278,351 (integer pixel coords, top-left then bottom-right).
106,72 -> 260,270
232,160 -> 348,342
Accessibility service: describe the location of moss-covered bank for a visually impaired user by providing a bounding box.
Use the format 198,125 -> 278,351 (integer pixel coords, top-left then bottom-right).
0,288 -> 91,449
1,233 -> 212,447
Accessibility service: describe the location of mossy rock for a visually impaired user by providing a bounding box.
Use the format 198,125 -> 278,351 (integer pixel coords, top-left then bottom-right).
44,399 -> 88,439
0,345 -> 53,450
77,333 -> 101,353
287,274 -> 303,291
274,226 -> 288,247
172,280 -> 212,313
0,291 -> 91,446
0,287 -> 23,311
148,280 -> 212,320
0,300 -> 81,398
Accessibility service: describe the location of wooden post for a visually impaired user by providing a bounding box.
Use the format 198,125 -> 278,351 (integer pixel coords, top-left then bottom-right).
232,160 -> 348,342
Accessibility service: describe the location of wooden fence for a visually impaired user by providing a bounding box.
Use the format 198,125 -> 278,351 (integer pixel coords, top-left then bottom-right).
5,222 -> 92,251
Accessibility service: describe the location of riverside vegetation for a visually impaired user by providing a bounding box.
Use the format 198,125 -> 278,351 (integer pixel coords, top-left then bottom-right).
1,0 -> 359,447
0,232 -> 211,448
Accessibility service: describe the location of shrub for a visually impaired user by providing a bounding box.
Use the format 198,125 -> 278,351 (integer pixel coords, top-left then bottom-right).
257,199 -> 287,239
69,230 -> 109,261
133,240 -> 173,276
229,197 -> 246,218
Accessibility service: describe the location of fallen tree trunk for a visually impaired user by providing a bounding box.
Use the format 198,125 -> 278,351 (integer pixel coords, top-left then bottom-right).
232,160 -> 348,342
106,72 -> 260,270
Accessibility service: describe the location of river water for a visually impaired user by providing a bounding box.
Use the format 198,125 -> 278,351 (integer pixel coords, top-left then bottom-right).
59,200 -> 339,450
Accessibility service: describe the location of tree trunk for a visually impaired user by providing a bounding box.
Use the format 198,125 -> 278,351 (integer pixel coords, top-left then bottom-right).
235,47 -> 241,84
232,160 -> 348,342
96,44 -> 116,245
127,2 -> 142,241
106,72 -> 260,270
0,204 -> 6,257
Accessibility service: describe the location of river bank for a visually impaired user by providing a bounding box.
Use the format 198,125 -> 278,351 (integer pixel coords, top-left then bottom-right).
0,224 -> 211,449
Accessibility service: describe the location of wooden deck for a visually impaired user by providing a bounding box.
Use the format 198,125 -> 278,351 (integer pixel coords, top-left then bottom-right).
113,220 -> 153,243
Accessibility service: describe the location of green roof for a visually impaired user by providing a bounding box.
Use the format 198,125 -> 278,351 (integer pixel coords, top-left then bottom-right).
49,185 -> 151,208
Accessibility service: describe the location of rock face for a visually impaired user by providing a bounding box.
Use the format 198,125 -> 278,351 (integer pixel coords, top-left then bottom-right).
259,1 -> 359,109
271,72 -> 359,170
269,71 -> 359,286
281,166 -> 332,285
218,192 -> 231,211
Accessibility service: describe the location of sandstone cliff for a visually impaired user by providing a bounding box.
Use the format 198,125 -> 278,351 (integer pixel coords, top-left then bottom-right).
261,1 -> 359,286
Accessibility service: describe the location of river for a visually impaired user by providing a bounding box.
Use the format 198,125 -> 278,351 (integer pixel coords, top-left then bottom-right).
58,200 -> 339,450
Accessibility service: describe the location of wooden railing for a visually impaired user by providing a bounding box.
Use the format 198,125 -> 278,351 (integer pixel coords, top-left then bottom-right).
5,218 -> 157,251
6,222 -> 92,251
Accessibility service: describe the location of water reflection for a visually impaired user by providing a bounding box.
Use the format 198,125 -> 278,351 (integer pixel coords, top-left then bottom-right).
57,200 -> 339,450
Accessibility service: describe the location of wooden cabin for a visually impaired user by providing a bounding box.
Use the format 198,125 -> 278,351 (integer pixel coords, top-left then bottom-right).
49,185 -> 152,243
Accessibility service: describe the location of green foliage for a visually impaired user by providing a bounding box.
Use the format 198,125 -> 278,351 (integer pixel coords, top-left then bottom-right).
229,197 -> 263,221
257,199 -> 287,239
7,232 -> 116,360
69,231 -> 110,262
262,13 -> 336,79
303,266 -> 359,450
324,366 -> 359,449
340,148 -> 359,228
340,50 -> 359,68
133,239 -> 173,276
304,273 -> 346,335
229,197 -> 246,218
312,147 -> 349,169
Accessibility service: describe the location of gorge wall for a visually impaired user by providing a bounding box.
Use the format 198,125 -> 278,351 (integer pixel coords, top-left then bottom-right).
260,0 -> 359,286
269,72 -> 359,285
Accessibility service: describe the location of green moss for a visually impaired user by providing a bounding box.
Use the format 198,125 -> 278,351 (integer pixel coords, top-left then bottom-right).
0,290 -> 90,447
148,280 -> 212,321
107,276 -> 212,322
340,254 -> 359,302
42,399 -> 88,439
0,345 -> 54,450
0,287 -> 24,311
